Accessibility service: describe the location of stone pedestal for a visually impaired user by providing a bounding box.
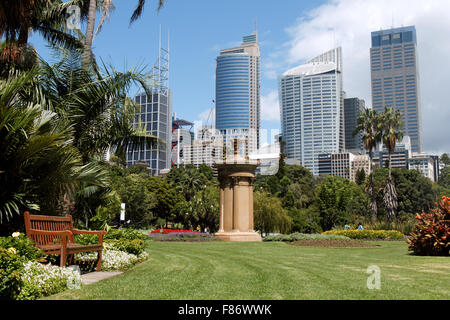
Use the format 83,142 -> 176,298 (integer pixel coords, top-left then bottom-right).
215,156 -> 261,242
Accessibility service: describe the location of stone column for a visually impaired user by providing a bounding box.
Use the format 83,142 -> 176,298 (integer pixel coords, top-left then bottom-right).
223,178 -> 233,232
214,161 -> 261,242
248,177 -> 255,232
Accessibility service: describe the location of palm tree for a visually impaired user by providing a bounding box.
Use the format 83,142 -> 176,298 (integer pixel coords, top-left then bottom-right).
82,0 -> 166,69
380,106 -> 403,222
0,0 -> 83,69
39,51 -> 158,162
0,69 -> 106,234
354,108 -> 382,220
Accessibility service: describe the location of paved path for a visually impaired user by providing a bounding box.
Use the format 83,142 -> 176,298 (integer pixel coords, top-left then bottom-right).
81,271 -> 123,285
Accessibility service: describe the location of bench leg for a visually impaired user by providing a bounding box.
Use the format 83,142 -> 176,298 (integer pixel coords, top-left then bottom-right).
60,251 -> 67,268
96,249 -> 102,271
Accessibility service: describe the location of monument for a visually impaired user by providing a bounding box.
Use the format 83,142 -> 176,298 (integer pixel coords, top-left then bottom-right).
215,139 -> 262,242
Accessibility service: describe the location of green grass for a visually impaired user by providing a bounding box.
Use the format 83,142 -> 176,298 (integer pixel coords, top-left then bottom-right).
45,240 -> 450,300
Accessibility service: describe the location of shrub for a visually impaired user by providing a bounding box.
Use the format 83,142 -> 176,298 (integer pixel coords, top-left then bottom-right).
263,233 -> 350,242
0,232 -> 44,262
407,196 -> 450,256
148,232 -> 221,242
104,227 -> 148,241
106,239 -> 145,255
75,245 -> 149,271
322,229 -> 404,240
0,248 -> 23,300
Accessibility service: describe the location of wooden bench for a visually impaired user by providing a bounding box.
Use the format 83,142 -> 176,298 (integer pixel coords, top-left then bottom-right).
24,211 -> 107,271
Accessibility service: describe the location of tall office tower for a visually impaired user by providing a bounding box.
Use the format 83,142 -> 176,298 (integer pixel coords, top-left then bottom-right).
279,47 -> 344,175
126,36 -> 172,175
215,30 -> 261,156
344,97 -> 365,151
370,26 -> 422,153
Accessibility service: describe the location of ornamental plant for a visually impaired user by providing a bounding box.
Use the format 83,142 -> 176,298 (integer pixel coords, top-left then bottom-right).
17,261 -> 81,300
0,247 -> 23,300
0,232 -> 44,262
407,196 -> 450,256
322,229 -> 404,240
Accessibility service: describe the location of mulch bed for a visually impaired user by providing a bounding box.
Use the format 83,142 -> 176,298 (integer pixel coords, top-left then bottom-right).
289,240 -> 379,248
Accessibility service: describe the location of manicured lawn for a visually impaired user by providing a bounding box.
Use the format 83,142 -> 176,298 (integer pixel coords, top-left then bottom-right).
45,240 -> 450,300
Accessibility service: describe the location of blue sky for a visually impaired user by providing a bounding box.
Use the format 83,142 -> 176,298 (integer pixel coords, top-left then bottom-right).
30,0 -> 326,143
30,0 -> 450,154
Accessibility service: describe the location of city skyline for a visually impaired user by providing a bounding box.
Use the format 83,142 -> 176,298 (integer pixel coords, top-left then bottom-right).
29,0 -> 450,155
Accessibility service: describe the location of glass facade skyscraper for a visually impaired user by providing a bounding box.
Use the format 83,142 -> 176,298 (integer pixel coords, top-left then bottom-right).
370,26 -> 422,153
344,97 -> 365,151
279,48 -> 344,175
126,90 -> 172,175
215,31 -> 261,155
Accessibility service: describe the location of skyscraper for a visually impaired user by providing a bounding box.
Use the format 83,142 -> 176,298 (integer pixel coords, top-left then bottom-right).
344,97 -> 365,151
215,30 -> 261,155
370,26 -> 422,153
279,47 -> 344,175
126,37 -> 172,175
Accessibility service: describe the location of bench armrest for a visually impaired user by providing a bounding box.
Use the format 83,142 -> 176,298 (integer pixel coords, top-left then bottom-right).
72,229 -> 107,244
72,229 -> 107,235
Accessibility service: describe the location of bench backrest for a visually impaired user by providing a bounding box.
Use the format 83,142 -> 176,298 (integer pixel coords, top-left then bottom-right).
24,211 -> 74,246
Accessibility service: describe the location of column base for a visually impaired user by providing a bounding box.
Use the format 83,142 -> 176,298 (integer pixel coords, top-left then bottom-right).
215,231 -> 262,242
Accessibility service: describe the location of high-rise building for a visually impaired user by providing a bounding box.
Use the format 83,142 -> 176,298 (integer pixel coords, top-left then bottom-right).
344,97 -> 365,151
126,37 -> 172,175
279,47 -> 344,175
171,115 -> 194,168
378,136 -> 411,169
215,30 -> 261,155
370,26 -> 422,153
409,153 -> 435,181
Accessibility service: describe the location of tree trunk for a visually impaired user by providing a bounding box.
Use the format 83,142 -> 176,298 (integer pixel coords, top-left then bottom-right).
368,150 -> 377,220
82,0 -> 97,70
384,152 -> 397,222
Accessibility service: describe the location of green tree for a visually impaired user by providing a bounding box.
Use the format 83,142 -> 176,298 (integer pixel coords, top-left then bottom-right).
440,153 -> 450,167
0,0 -> 82,72
145,176 -> 183,228
355,168 -> 366,186
254,191 -> 292,236
355,108 -> 382,219
0,69 -> 105,234
314,176 -> 355,231
438,167 -> 450,188
380,106 -> 403,221
114,174 -> 156,228
183,185 -> 219,232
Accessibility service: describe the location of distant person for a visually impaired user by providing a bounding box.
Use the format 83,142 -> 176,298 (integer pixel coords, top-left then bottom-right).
344,224 -> 351,230
357,223 -> 364,230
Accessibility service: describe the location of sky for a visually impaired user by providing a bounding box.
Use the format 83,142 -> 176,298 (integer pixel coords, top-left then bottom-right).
31,0 -> 450,154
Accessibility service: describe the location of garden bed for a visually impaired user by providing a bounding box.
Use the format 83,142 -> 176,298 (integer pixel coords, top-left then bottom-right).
289,239 -> 379,248
148,232 -> 221,242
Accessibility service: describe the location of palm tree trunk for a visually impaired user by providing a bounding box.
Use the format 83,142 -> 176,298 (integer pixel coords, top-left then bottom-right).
384,151 -> 397,222
368,150 -> 377,220
82,0 -> 97,70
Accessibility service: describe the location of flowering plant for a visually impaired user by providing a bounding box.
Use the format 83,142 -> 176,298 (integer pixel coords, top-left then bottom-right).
151,228 -> 200,234
407,196 -> 449,256
17,261 -> 81,300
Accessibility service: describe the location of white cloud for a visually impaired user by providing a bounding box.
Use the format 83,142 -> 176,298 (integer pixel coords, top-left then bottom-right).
270,0 -> 450,154
261,90 -> 280,121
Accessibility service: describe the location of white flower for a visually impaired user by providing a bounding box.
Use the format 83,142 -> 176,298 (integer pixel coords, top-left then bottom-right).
12,232 -> 20,238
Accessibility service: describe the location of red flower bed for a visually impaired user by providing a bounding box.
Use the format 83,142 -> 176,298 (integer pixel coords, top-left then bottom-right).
151,228 -> 200,234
